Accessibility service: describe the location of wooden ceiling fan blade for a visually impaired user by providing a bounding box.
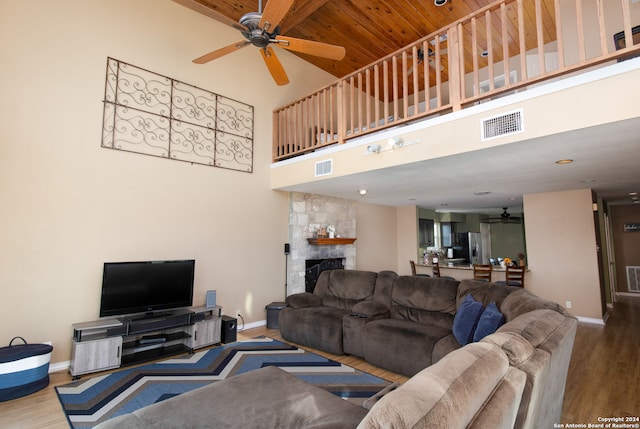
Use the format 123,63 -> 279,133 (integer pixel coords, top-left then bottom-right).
260,46 -> 289,86
193,41 -> 250,64
259,0 -> 295,30
275,36 -> 345,61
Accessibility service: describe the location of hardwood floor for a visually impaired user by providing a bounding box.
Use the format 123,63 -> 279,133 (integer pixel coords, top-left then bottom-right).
1,296 -> 638,428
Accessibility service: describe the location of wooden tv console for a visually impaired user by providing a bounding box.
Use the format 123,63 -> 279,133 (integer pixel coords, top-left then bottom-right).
69,306 -> 222,378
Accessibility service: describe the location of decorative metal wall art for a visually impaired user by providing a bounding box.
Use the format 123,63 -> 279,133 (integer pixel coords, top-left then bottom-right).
101,57 -> 254,172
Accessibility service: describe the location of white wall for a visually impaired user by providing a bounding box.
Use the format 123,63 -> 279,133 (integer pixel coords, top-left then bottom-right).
0,0 -> 335,364
523,189 -> 603,320
355,202 -> 398,272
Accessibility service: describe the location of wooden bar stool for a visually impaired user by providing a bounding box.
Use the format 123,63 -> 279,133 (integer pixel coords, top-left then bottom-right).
432,262 -> 455,280
410,260 -> 430,277
473,264 -> 493,282
496,265 -> 525,287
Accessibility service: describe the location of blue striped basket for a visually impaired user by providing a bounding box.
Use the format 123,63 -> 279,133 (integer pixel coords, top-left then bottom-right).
0,337 -> 53,402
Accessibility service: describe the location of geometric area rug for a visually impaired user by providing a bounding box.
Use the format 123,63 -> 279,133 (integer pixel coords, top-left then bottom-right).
55,337 -> 391,428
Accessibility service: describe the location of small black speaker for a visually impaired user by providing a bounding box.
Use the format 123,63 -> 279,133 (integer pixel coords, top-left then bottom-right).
221,315 -> 237,343
284,243 -> 290,254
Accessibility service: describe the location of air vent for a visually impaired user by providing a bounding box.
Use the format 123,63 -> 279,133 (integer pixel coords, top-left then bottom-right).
481,109 -> 524,141
315,159 -> 333,177
626,266 -> 640,292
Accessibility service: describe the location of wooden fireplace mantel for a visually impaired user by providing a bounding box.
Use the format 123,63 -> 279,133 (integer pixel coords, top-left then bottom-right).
307,238 -> 357,246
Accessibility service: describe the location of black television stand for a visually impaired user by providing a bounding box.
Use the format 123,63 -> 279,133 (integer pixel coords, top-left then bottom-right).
70,306 -> 222,378
123,309 -> 192,335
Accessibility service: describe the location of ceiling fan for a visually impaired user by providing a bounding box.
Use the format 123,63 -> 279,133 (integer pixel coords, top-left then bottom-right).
407,46 -> 448,74
192,0 -> 346,86
486,208 -> 523,224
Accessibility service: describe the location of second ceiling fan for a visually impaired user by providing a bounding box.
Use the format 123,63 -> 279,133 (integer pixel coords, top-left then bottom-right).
193,0 -> 346,86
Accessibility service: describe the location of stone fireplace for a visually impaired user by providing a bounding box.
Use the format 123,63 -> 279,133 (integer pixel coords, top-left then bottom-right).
287,192 -> 356,296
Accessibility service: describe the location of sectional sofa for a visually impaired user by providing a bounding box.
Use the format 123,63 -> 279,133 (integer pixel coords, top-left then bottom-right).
279,269 -> 578,429
95,269 -> 576,429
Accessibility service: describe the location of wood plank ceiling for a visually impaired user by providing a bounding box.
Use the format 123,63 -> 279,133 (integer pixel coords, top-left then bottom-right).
176,0 -> 556,81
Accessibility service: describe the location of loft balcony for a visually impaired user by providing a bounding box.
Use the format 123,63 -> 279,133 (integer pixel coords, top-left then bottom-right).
272,0 -> 639,162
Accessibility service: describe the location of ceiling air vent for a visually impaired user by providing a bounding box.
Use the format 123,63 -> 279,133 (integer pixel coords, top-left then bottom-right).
315,159 -> 333,177
481,109 -> 524,141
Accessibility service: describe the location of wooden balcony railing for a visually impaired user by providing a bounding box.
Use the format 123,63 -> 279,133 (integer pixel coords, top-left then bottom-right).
273,0 -> 639,162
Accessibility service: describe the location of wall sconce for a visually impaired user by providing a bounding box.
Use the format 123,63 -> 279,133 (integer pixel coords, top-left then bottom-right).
364,138 -> 421,155
388,137 -> 404,149
367,144 -> 382,153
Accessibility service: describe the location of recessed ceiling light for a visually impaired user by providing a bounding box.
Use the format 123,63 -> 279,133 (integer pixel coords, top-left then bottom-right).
581,179 -> 596,183
473,191 -> 492,196
629,192 -> 638,196
555,159 -> 574,165
358,189 -> 367,195
480,50 -> 489,57
434,0 -> 448,6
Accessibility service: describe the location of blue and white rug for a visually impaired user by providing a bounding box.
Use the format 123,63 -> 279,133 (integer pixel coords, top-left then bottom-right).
56,337 -> 390,428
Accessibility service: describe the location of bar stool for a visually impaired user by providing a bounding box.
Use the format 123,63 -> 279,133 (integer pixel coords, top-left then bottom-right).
496,265 -> 525,287
410,260 -> 430,277
473,264 -> 493,282
432,262 -> 455,280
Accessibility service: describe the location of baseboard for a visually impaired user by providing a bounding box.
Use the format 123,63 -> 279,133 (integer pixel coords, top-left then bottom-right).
616,292 -> 640,298
49,319 -> 269,373
238,319 -> 266,331
576,316 -> 605,325
50,360 -> 70,373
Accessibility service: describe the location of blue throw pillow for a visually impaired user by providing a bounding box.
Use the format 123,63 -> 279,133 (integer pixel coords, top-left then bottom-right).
473,301 -> 505,342
453,294 -> 484,345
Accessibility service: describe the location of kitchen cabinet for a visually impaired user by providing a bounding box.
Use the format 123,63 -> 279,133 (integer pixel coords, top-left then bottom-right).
419,218 -> 434,247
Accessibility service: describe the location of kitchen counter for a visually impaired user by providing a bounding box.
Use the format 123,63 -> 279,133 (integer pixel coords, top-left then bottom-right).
415,263 -> 529,282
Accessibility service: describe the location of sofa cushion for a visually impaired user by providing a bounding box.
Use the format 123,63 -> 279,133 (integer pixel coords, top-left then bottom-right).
473,301 -> 505,342
361,319 -> 452,376
453,294 -> 484,345
286,292 -> 322,308
497,309 -> 568,348
457,279 -> 517,310
278,306 -> 350,355
389,276 -> 459,325
96,366 -> 368,429
351,301 -> 388,318
357,342 -> 526,429
480,331 -> 535,366
500,288 -> 570,322
314,270 -> 378,310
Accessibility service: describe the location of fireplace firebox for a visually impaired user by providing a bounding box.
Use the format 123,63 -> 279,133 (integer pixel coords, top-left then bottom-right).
305,258 -> 344,293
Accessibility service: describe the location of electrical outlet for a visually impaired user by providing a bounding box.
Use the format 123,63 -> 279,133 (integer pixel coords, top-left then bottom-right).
565,300 -> 572,309
235,309 -> 242,317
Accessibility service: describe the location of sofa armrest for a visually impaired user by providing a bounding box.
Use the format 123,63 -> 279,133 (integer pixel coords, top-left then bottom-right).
286,292 -> 323,308
351,301 -> 389,318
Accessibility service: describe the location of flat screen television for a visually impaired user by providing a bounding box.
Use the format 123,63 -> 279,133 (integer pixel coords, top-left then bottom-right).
99,259 -> 195,318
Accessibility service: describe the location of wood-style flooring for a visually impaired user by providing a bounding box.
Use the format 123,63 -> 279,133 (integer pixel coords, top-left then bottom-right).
1,295 -> 638,428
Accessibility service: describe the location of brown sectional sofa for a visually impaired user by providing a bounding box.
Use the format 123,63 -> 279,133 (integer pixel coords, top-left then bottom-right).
279,269 -> 578,429
96,337 -> 528,429
95,269 -> 576,429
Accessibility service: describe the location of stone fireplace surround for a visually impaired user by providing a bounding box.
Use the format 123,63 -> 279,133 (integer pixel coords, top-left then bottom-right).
287,192 -> 356,296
